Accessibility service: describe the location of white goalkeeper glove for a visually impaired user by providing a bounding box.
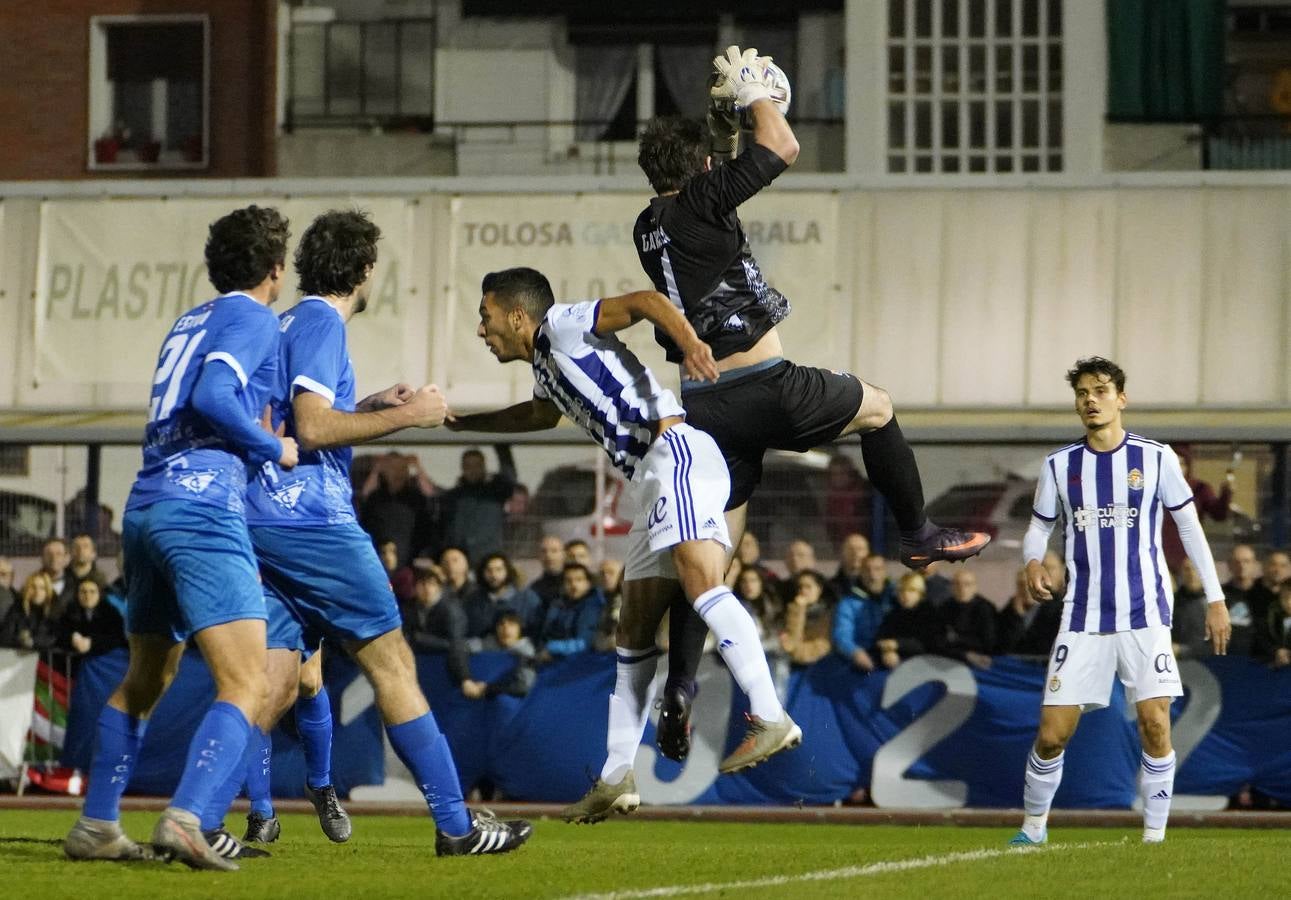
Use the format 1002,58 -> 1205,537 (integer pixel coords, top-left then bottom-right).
712,45 -> 776,112
707,69 -> 741,160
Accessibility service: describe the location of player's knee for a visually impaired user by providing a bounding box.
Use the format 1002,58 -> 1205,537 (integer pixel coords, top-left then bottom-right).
853,383 -> 894,432
270,674 -> 299,720
298,665 -> 323,699
1035,724 -> 1071,757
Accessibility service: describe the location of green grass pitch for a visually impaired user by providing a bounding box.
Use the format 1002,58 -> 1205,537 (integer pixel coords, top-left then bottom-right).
0,810 -> 1279,899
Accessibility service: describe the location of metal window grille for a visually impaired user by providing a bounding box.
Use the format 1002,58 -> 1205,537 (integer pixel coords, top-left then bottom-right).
886,0 -> 1062,174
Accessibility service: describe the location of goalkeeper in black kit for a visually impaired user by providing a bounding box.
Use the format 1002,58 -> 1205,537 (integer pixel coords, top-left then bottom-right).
632,46 -> 991,761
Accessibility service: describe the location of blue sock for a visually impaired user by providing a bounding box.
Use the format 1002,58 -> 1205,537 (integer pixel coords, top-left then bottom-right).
245,726 -> 275,818
83,706 -> 147,822
201,744 -> 249,832
296,688 -> 334,790
170,701 -> 251,819
386,713 -> 470,836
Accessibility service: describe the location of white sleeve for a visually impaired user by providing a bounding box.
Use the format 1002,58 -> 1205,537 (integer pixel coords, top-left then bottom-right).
543,301 -> 601,353
1158,444 -> 1195,511
1031,456 -> 1061,522
1169,501 -> 1225,603
1021,458 -> 1059,565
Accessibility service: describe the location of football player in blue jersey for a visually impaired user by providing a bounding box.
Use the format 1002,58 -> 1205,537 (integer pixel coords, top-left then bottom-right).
64,206 -> 299,871
224,209 -> 530,857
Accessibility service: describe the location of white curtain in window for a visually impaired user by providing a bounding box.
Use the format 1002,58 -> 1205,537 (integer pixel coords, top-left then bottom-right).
656,45 -> 710,120
575,45 -> 637,140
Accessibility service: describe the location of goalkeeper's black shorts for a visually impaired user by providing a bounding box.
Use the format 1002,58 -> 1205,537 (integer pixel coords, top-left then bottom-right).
681,357 -> 863,510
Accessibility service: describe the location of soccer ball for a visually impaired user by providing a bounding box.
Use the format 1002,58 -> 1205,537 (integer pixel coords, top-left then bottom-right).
762,60 -> 792,117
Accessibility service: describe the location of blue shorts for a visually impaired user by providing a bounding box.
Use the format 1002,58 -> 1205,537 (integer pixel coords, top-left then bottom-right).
123,499 -> 266,642
250,522 -> 402,645
264,584 -> 322,656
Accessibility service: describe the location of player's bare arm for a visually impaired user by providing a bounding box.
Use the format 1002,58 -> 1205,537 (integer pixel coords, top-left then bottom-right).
446,397 -> 562,433
293,383 -> 446,451
747,100 -> 798,166
356,382 -> 415,412
592,291 -> 719,383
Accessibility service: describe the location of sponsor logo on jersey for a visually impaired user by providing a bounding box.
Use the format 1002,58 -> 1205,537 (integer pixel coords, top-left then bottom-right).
1127,468 -> 1145,491
647,497 -> 668,527
721,313 -> 745,332
267,479 -> 308,511
701,517 -> 719,531
1072,504 -> 1139,532
172,470 -> 218,494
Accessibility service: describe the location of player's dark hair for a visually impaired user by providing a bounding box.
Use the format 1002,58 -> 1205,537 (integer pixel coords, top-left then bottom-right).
477,552 -> 519,589
1066,357 -> 1126,393
564,539 -> 589,553
461,448 -> 485,463
481,267 -> 555,321
295,209 -> 381,297
205,205 -> 290,293
638,116 -> 708,193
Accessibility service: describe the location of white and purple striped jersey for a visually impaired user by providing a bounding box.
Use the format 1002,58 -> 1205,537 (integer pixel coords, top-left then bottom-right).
1031,434 -> 1193,633
532,301 -> 684,479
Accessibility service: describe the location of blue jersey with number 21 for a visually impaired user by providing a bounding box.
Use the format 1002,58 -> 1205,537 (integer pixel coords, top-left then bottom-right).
126,292 -> 281,515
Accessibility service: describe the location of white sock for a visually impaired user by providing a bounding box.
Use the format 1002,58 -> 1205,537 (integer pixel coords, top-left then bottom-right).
600,646 -> 660,784
693,586 -> 784,723
1140,750 -> 1176,836
1020,748 -> 1064,839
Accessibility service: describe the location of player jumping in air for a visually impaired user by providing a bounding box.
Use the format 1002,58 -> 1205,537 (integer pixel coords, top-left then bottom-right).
448,267 -> 801,824
210,210 -> 531,858
64,206 -> 300,871
634,46 -> 991,761
1011,357 -> 1230,846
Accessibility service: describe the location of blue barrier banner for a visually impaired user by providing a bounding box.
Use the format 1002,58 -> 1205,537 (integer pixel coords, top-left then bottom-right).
63,649 -> 1291,808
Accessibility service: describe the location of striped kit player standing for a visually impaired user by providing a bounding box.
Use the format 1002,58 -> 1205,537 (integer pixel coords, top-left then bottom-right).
1011,357 -> 1231,847
449,267 -> 801,824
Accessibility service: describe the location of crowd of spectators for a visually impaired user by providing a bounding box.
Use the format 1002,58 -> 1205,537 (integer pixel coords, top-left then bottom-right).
6,465 -> 1291,810
0,536 -> 126,667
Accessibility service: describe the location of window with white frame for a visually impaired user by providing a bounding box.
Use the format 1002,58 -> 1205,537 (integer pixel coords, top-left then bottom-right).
887,0 -> 1062,173
88,15 -> 209,171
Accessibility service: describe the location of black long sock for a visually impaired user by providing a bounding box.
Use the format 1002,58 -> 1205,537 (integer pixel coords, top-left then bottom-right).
665,597 -> 706,694
860,415 -> 928,535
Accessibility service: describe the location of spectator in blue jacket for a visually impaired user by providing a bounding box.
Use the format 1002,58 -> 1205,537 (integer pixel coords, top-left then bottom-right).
832,553 -> 896,673
462,552 -> 543,646
537,563 -> 605,663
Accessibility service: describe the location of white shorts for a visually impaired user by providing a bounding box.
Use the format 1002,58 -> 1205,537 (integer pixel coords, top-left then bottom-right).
1041,625 -> 1183,711
622,423 -> 732,581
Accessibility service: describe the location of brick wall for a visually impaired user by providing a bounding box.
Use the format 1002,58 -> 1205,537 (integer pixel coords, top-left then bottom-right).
0,0 -> 276,180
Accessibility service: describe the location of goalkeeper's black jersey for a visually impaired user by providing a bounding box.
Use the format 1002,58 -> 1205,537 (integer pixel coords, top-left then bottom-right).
633,143 -> 792,363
